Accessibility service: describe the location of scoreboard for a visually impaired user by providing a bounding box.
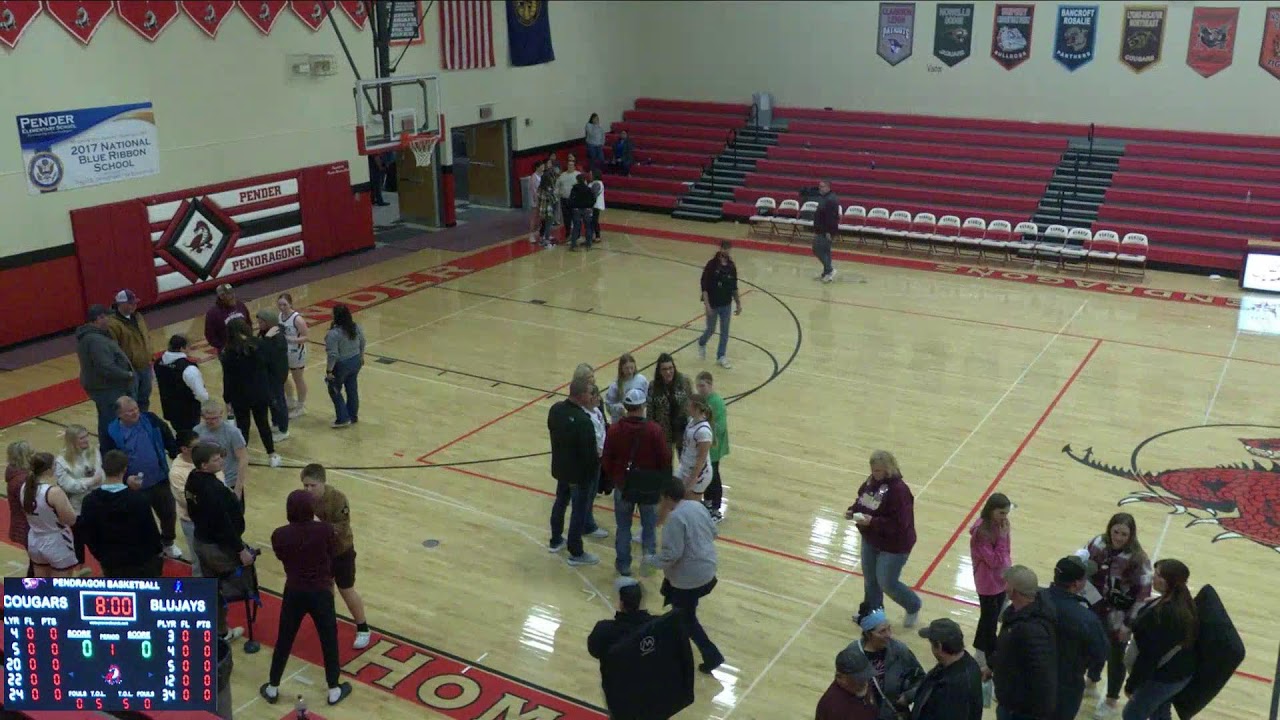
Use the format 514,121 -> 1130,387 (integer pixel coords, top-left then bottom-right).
3,576 -> 218,713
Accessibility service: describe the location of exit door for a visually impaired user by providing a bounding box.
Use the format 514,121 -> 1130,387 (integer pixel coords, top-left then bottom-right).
451,121 -> 510,208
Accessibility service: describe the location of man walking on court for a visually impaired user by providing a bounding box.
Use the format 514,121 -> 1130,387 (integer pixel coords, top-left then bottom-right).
813,180 -> 839,282
302,463 -> 372,649
547,375 -> 602,566
697,241 -> 742,369
601,386 -> 669,576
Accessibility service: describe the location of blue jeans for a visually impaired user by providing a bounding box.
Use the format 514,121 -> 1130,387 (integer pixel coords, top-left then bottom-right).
326,355 -> 362,424
88,386 -> 132,448
613,489 -> 657,575
813,233 -> 834,275
698,304 -> 732,360
570,208 -> 595,248
550,476 -> 599,557
861,542 -> 922,614
133,366 -> 153,412
1122,677 -> 1191,720
586,144 -> 605,172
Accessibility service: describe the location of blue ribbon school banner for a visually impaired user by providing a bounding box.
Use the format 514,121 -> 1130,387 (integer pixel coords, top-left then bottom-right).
1054,5 -> 1099,71
15,102 -> 159,195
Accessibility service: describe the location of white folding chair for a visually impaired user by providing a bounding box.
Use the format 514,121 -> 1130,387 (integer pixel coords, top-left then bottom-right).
980,220 -> 1013,263
748,197 -> 776,237
773,199 -> 801,238
905,212 -> 937,254
1087,230 -> 1121,275
839,205 -> 868,244
1060,227 -> 1092,273
1008,221 -> 1039,265
1117,232 -> 1148,279
931,215 -> 961,257
956,217 -> 987,258
795,201 -> 819,231
864,207 -> 891,247
882,210 -> 913,251
1036,224 -> 1069,268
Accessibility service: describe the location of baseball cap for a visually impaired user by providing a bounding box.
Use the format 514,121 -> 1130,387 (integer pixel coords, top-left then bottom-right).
255,309 -> 279,324
614,576 -> 639,593
216,283 -> 234,295
917,618 -> 965,649
1004,565 -> 1040,596
114,289 -> 138,304
1054,555 -> 1097,585
87,304 -> 109,321
623,387 -> 647,407
834,643 -> 874,681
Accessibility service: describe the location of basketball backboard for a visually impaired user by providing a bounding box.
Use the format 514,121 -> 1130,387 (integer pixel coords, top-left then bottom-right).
354,74 -> 440,155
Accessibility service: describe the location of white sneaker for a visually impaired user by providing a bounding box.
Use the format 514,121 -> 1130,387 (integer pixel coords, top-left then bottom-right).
698,343 -> 707,360
288,405 -> 305,419
717,357 -> 733,369
903,611 -> 920,629
828,268 -> 838,282
353,630 -> 371,649
272,430 -> 290,443
567,552 -> 600,566
164,544 -> 183,559
223,627 -> 244,642
1093,699 -> 1119,719
588,527 -> 610,539
269,454 -> 282,468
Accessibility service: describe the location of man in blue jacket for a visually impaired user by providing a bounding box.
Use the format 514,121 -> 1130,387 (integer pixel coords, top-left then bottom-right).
1047,556 -> 1109,720
107,396 -> 181,560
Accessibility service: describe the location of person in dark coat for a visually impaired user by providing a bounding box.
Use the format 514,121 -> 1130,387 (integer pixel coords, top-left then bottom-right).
255,310 -> 290,441
816,642 -> 879,720
812,179 -> 839,281
990,565 -> 1058,720
1122,559 -> 1197,720
219,318 -> 278,466
1047,557 -> 1109,720
76,305 -> 136,444
588,577 -> 655,663
910,618 -> 983,720
568,174 -> 597,250
77,449 -> 163,578
547,375 -> 601,566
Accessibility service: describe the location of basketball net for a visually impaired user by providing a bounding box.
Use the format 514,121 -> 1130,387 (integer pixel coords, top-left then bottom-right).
409,134 -> 438,168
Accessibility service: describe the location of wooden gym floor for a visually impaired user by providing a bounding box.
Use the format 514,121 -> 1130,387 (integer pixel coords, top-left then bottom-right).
1,209 -> 1276,719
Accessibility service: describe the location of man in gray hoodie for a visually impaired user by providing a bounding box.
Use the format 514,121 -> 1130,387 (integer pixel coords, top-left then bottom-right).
646,475 -> 724,674
76,304 -> 135,445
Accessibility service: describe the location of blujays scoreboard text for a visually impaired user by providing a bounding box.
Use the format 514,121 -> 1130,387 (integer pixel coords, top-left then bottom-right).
3,577 -> 218,712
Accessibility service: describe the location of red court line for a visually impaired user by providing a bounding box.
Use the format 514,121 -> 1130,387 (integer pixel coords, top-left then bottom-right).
601,221 -> 1244,310
913,338 -> 1104,589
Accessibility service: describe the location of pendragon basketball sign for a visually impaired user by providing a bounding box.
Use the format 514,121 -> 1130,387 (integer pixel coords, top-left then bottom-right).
1064,424 -> 1280,554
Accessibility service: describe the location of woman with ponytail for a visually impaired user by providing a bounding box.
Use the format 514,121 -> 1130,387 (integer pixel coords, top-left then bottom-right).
677,393 -> 714,498
1122,559 -> 1197,720
21,453 -> 79,578
851,603 -> 925,719
6,441 -> 35,575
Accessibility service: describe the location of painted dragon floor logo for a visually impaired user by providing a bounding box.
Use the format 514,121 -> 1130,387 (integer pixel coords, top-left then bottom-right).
1064,424 -> 1280,553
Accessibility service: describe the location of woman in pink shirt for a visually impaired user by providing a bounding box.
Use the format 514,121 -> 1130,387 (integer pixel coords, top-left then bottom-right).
968,492 -> 1012,677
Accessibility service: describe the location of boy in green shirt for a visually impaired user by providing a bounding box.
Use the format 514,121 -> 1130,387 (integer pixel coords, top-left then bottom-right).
696,371 -> 729,523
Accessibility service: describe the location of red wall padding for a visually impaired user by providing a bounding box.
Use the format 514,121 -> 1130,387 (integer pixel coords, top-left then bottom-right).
71,200 -> 155,309
0,256 -> 84,347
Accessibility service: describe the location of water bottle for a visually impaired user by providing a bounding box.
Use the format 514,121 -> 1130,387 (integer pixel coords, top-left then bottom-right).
295,695 -> 308,718
982,678 -> 994,708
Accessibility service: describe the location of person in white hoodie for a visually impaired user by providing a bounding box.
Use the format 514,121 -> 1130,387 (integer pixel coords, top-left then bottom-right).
54,423 -> 103,571
153,335 -> 211,434
603,353 -> 648,424
589,169 -> 606,242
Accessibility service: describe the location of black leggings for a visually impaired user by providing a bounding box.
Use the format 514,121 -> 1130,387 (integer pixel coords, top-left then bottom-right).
974,592 -> 1005,655
270,589 -> 341,688
1105,636 -> 1127,700
704,462 -> 723,511
231,402 -> 275,454
591,208 -> 601,238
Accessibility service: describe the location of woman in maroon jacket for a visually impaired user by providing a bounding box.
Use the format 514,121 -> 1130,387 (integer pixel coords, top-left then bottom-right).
846,450 -> 922,627
259,490 -> 352,707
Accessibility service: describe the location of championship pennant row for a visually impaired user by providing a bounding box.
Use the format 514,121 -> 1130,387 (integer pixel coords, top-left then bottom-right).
878,3 -> 1280,79
0,1 -> 371,48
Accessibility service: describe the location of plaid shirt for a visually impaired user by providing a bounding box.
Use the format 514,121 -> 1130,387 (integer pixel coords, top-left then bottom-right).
1083,535 -> 1153,629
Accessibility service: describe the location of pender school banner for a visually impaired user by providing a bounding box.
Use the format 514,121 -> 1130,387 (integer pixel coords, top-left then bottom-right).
933,3 -> 974,67
1185,6 -> 1238,78
877,2 -> 916,66
992,4 -> 1035,70
1120,5 -> 1167,72
1053,5 -> 1098,71
16,102 -> 160,195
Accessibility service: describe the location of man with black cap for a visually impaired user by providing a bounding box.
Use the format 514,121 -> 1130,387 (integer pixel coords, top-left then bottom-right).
106,289 -> 155,411
990,565 -> 1058,720
911,618 -> 983,720
1047,556 -> 1109,720
816,642 -> 879,719
76,304 -> 136,445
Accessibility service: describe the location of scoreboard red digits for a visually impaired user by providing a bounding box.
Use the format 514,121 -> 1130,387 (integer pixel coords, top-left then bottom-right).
3,577 -> 218,713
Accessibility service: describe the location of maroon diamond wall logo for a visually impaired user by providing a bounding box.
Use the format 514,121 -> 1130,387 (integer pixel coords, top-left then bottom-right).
154,198 -> 240,282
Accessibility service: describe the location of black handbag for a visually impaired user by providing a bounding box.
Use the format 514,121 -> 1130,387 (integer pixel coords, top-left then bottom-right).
622,426 -> 666,505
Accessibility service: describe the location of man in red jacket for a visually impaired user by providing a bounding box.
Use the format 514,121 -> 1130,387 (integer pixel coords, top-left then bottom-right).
203,283 -> 251,352
601,387 -> 670,577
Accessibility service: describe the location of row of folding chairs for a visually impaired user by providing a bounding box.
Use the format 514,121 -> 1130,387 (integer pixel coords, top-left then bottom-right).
748,198 -> 1148,279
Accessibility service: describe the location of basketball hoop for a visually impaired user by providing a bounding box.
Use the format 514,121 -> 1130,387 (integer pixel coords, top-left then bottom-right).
409,133 -> 439,168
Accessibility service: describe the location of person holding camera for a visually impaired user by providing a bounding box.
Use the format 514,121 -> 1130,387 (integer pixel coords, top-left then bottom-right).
601,386 -> 670,577
1077,513 -> 1153,718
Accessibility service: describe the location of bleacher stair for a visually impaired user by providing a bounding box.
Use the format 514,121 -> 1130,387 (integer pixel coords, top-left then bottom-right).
1033,138 -> 1125,229
672,126 -> 782,222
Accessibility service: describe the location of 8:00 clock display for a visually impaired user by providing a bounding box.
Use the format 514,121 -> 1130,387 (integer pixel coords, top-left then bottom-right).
3,576 -> 218,712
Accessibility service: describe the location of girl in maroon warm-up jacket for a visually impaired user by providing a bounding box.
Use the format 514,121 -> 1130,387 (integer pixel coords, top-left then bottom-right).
845,450 -> 922,628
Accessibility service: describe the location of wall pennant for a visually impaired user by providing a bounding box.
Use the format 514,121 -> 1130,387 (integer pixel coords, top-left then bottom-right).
933,3 -> 974,67
877,2 -> 916,66
290,0 -> 333,31
336,0 -> 364,28
0,0 -> 43,48
1262,8 -> 1280,81
117,0 -> 180,41
237,0 -> 285,34
1053,5 -> 1098,71
1186,6 -> 1238,78
44,0 -> 113,45
992,3 -> 1035,70
182,0 -> 233,37
1120,4 -> 1167,73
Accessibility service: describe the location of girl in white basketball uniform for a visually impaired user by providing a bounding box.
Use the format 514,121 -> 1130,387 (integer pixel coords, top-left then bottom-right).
21,453 -> 80,578
678,394 -> 716,497
277,293 -> 310,417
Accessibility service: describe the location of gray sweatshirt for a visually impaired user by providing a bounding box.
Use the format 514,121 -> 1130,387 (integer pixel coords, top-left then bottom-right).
584,122 -> 606,147
655,500 -> 718,589
324,325 -> 366,368
75,323 -> 134,392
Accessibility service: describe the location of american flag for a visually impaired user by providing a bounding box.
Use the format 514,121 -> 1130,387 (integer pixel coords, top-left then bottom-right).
439,0 -> 495,71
